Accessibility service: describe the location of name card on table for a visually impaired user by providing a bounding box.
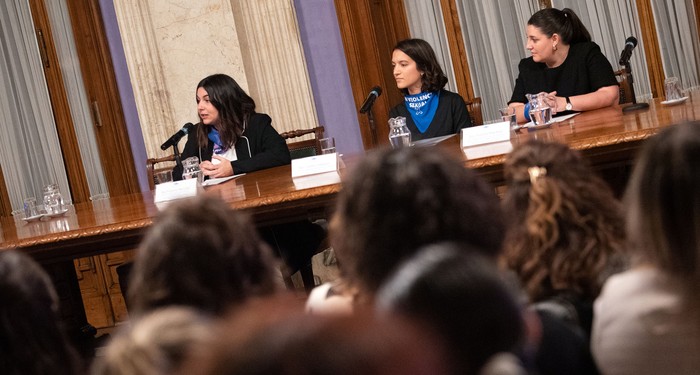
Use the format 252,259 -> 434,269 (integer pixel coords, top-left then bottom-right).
291,153 -> 338,178
461,121 -> 510,148
462,141 -> 513,160
154,178 -> 198,203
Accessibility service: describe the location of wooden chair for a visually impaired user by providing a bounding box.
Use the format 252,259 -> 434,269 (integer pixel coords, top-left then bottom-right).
280,126 -> 325,159
465,96 -> 483,126
615,68 -> 633,104
146,154 -> 176,190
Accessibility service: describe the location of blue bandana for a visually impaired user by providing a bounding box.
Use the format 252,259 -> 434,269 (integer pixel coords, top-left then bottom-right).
208,127 -> 227,154
404,91 -> 440,133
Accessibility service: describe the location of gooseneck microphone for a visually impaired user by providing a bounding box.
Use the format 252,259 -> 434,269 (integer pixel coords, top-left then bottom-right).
619,36 -> 637,65
359,86 -> 382,113
160,122 -> 194,150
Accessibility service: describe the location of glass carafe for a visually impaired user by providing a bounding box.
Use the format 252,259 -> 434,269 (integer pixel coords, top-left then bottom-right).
526,92 -> 552,126
42,183 -> 64,215
181,156 -> 203,183
388,116 -> 411,148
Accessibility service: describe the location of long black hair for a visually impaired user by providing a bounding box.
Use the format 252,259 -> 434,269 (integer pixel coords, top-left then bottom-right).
528,8 -> 591,45
196,73 -> 256,149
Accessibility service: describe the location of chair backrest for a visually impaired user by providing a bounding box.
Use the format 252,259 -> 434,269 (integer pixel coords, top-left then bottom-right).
280,126 -> 325,160
465,96 -> 483,126
146,154 -> 176,190
615,68 -> 633,104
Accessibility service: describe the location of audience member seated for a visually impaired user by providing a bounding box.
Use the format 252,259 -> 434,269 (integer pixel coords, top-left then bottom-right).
127,195 -> 278,317
501,140 -> 626,374
592,122 -> 700,374
91,307 -> 211,375
376,243 -> 528,375
0,250 -> 83,375
308,146 -> 505,311
181,295 -> 451,375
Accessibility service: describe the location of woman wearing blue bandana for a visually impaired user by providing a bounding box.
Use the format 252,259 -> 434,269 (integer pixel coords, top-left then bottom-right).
175,74 -> 290,179
389,39 -> 473,141
171,73 -> 324,286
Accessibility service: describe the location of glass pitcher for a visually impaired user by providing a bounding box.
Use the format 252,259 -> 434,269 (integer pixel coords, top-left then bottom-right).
388,116 -> 411,148
526,92 -> 552,126
42,183 -> 64,215
181,156 -> 203,183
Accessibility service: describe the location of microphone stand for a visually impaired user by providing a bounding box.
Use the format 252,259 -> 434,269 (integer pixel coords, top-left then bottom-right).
173,144 -> 183,172
367,109 -> 378,147
622,61 -> 649,113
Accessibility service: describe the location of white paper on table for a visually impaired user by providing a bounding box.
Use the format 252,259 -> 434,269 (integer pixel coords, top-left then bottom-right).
461,121 -> 510,148
154,178 -> 198,203
412,134 -> 456,147
522,112 -> 579,128
292,171 -> 341,190
201,174 -> 245,186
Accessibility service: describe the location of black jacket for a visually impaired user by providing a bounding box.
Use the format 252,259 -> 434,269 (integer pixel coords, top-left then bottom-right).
174,113 -> 291,179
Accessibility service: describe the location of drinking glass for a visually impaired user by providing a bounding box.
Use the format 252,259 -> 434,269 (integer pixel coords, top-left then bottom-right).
320,137 -> 336,154
154,170 -> 173,185
23,197 -> 39,218
498,107 -> 518,131
664,77 -> 683,101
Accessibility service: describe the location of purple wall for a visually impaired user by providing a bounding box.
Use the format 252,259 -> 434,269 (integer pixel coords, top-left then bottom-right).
293,0 -> 364,155
99,0 -> 150,192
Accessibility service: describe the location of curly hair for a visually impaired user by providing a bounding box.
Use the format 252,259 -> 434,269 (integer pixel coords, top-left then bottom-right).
195,73 -> 256,150
332,146 -> 504,299
393,39 -> 448,94
501,140 -> 625,302
128,195 -> 277,317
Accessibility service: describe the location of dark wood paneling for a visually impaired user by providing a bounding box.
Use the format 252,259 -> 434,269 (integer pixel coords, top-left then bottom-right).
64,0 -> 140,197
334,0 -> 411,149
28,0 -> 91,204
636,0 -> 665,98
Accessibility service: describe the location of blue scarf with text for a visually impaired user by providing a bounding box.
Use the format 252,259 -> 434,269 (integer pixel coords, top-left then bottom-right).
404,91 -> 440,133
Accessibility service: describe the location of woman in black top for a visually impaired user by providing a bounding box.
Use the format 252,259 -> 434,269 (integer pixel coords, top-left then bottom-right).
389,39 -> 473,141
508,8 -> 619,123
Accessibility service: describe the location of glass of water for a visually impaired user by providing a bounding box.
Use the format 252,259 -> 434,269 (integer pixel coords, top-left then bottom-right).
499,107 -> 518,131
320,137 -> 336,154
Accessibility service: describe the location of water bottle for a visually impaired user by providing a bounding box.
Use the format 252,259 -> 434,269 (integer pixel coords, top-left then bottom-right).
388,116 -> 411,148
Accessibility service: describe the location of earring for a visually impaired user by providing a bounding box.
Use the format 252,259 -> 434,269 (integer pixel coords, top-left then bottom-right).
553,44 -> 558,51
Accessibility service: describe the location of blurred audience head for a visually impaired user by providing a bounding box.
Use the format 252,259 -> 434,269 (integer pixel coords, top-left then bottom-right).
377,243 -> 526,375
502,140 -> 625,302
128,195 -> 277,317
0,250 -> 82,375
181,295 -> 450,375
332,146 -> 504,301
625,122 -> 700,307
91,307 -> 211,375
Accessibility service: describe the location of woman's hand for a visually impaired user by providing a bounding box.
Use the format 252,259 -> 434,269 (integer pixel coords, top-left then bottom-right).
200,155 -> 234,178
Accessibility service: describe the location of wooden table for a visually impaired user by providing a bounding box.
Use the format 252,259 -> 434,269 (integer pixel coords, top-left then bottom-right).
1,91 -> 699,263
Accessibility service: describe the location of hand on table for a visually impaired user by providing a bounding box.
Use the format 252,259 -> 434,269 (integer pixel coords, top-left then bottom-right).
200,155 -> 234,178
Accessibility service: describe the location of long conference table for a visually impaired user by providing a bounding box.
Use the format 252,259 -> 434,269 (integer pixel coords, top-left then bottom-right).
0,92 -> 698,340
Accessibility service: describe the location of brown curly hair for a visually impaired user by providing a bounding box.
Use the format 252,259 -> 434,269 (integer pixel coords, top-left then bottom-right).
501,140 -> 625,302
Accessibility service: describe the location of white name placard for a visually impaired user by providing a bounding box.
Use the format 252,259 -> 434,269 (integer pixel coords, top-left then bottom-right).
291,153 -> 338,178
154,178 -> 198,203
292,171 -> 341,190
462,141 -> 513,160
461,121 -> 510,148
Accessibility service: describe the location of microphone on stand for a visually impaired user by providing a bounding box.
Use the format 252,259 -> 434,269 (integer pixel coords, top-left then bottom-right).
160,123 -> 194,150
617,36 -> 648,113
618,36 -> 637,65
359,86 -> 382,114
